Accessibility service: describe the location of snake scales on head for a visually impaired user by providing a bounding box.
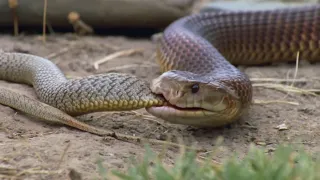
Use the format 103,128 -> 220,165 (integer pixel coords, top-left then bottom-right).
0,5 -> 319,132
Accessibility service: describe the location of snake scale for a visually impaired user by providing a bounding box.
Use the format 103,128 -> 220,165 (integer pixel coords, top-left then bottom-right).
0,5 -> 319,134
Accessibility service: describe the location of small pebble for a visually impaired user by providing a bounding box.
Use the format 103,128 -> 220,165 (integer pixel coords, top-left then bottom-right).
275,123 -> 288,131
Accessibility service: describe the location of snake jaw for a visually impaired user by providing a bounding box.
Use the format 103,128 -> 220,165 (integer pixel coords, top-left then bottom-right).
146,92 -> 243,127
147,76 -> 245,126
147,70 -> 245,127
150,72 -> 238,111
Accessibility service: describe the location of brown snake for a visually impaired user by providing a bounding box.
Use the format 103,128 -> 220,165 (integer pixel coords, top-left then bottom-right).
147,4 -> 319,126
0,5 -> 319,134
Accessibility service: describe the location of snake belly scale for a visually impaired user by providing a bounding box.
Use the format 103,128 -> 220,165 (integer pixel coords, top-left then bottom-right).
0,5 -> 319,133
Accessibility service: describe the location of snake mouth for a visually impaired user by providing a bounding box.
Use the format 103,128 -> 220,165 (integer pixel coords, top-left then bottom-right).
145,95 -> 234,127
145,103 -> 217,127
146,100 -> 215,117
162,102 -> 206,111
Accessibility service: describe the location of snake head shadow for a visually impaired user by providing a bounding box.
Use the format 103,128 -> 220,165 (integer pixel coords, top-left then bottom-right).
146,70 -> 246,127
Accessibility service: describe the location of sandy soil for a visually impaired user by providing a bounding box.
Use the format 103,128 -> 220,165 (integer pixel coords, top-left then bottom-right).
0,33 -> 319,179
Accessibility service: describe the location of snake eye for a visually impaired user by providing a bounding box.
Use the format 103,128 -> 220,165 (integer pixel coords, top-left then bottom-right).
191,84 -> 199,94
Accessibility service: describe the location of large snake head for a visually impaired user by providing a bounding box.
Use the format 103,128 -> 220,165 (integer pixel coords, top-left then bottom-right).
146,70 -> 246,127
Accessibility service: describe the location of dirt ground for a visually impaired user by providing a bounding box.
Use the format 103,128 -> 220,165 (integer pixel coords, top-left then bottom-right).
0,33 -> 319,180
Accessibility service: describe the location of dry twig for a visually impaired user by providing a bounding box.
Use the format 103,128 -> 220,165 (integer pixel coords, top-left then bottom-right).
93,48 -> 144,70
290,51 -> 300,87
251,51 -> 320,105
253,83 -> 318,96
250,78 -> 310,83
131,110 -> 167,127
0,165 -> 18,176
42,0 -> 47,43
253,99 -> 299,106
57,142 -> 71,169
45,44 -> 77,60
103,63 -> 158,72
8,0 -> 19,36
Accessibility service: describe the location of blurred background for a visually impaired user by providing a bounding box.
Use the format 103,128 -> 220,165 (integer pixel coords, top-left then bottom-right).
1,0 -> 319,36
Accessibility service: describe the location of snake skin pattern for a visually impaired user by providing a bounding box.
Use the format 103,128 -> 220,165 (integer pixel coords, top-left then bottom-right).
0,5 -> 318,129
0,53 -> 165,115
146,5 -> 319,126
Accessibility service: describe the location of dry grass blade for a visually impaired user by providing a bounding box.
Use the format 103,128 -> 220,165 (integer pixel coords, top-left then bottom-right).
250,78 -> 309,83
305,89 -> 320,93
253,83 -> 318,96
8,0 -> 19,36
253,99 -> 299,106
0,165 -> 18,176
93,48 -> 144,70
15,168 -> 63,177
251,52 -> 317,104
290,51 -> 300,87
251,51 -> 319,99
108,134 -> 205,152
103,63 -> 158,72
46,43 -> 77,60
131,110 -> 167,127
56,142 -> 71,169
42,0 -> 47,43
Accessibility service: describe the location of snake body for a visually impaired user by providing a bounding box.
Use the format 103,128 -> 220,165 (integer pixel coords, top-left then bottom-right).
146,4 -> 319,126
0,53 -> 165,115
0,5 -> 319,130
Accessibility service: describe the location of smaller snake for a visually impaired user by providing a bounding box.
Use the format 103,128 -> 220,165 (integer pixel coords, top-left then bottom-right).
0,5 -> 319,135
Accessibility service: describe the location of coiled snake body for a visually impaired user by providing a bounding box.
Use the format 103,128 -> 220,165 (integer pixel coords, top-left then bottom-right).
0,5 -> 319,133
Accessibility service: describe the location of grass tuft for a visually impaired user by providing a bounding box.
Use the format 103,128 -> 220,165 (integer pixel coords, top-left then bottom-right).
97,144 -> 320,180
